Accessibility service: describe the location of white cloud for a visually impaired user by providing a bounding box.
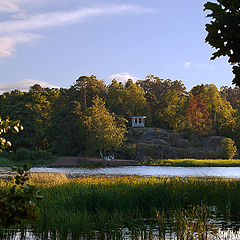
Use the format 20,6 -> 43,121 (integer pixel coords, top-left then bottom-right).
11,10 -> 28,19
184,61 -> 192,68
12,32 -> 40,42
0,0 -> 45,12
0,4 -> 152,59
0,37 -> 15,57
183,62 -> 216,72
0,79 -> 59,94
194,63 -> 216,71
0,5 -> 152,34
0,0 -> 19,12
0,33 -> 41,57
5,0 -> 60,11
108,72 -> 138,83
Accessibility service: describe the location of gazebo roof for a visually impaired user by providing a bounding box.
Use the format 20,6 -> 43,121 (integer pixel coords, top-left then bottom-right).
130,116 -> 146,119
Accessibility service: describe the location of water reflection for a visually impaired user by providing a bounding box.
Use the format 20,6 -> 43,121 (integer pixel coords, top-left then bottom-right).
1,217 -> 240,240
1,227 -> 240,240
30,166 -> 240,178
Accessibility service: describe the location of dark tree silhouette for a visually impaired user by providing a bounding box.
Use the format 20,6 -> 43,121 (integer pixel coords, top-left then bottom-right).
204,0 -> 240,87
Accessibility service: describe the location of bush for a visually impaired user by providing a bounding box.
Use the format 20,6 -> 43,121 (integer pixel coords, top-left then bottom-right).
30,150 -> 52,161
0,151 -> 10,158
10,148 -> 32,162
10,148 -> 52,162
221,138 -> 237,159
118,144 -> 136,160
146,156 -> 155,165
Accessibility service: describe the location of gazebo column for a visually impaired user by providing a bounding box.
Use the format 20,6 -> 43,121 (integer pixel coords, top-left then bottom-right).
131,116 -> 146,127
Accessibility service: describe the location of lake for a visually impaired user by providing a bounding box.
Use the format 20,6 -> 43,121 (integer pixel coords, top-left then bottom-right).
2,215 -> 240,240
31,166 -> 240,178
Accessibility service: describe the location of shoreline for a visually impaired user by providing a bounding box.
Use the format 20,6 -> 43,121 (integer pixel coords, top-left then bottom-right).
2,166 -> 240,180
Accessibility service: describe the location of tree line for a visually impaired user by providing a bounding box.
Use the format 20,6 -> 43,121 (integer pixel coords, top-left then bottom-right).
0,75 -> 239,156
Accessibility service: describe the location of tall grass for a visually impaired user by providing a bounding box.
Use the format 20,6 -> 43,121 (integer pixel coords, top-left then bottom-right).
1,174 -> 240,239
146,158 -> 240,167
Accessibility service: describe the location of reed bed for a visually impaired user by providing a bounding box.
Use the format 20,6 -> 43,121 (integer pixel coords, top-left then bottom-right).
147,158 -> 240,167
1,174 -> 240,239
35,175 -> 240,214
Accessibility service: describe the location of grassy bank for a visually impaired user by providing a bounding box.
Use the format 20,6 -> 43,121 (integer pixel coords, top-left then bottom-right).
145,158 -> 240,167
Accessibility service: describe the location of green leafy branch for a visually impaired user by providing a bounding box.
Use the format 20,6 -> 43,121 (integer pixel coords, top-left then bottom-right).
204,0 -> 240,86
0,117 -> 42,228
0,118 -> 24,151
0,164 -> 43,228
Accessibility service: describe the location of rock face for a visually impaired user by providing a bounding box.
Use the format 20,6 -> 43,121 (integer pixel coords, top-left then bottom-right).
128,128 -> 227,161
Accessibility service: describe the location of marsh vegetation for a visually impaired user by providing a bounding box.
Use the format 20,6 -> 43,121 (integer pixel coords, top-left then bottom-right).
146,158 -> 240,167
1,174 -> 240,239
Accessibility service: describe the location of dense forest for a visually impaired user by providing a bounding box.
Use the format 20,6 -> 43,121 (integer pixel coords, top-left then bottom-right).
1,75 -> 239,157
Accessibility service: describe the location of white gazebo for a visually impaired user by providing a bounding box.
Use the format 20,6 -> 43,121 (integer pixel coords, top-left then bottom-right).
130,116 -> 146,127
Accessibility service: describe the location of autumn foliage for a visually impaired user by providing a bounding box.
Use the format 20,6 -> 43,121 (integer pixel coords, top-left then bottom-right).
186,95 -> 210,134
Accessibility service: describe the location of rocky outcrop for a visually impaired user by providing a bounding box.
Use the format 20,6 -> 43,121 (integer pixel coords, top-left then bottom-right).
128,128 -> 227,161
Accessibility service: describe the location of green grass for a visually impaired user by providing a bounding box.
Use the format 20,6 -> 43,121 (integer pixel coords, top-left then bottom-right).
34,175 -> 240,213
5,175 -> 240,238
2,175 -> 240,239
146,158 -> 240,167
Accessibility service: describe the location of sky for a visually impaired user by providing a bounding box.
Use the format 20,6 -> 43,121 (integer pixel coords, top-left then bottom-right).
0,0 -> 235,93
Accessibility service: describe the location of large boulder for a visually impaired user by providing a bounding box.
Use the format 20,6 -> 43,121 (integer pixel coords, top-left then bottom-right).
128,128 -> 230,161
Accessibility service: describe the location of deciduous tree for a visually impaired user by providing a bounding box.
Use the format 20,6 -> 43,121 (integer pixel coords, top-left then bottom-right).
0,87 -> 59,150
159,89 -> 187,131
201,84 -> 236,135
220,86 -> 240,108
204,0 -> 240,86
84,97 -> 127,156
72,75 -> 106,110
123,81 -> 147,117
106,79 -> 125,116
186,95 -> 210,134
48,88 -> 84,155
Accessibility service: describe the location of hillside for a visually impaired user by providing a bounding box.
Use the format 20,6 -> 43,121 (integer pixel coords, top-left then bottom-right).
127,128 -> 233,161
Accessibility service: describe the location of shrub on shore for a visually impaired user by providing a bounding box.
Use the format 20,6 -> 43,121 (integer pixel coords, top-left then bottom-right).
10,148 -> 52,162
221,138 -> 237,159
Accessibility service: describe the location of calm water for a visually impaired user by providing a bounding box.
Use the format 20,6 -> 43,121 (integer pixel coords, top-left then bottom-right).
2,218 -> 240,240
31,166 -> 240,178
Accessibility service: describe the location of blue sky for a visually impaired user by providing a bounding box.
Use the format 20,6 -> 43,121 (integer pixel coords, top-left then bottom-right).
0,0 -> 234,93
